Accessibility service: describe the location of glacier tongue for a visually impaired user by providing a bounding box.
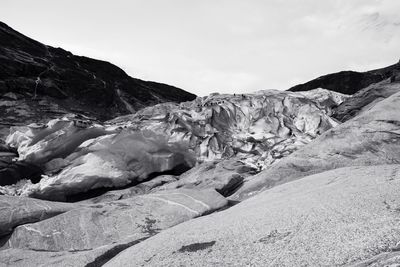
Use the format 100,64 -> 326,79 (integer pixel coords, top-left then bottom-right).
4,89 -> 346,200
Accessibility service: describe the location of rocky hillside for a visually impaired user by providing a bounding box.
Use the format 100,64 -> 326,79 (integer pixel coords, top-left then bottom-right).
288,60 -> 400,95
0,21 -> 196,137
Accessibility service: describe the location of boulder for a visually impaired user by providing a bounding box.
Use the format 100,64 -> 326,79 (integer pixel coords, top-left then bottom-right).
159,160 -> 256,196
81,175 -> 178,204
233,91 -> 400,200
6,189 -> 227,251
106,165 -> 400,266
0,195 -> 76,236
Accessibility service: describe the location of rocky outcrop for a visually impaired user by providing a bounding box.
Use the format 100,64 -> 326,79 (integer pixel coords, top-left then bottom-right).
289,60 -> 400,95
0,189 -> 227,266
105,165 -> 400,266
158,160 -> 257,197
333,78 -> 400,122
0,195 -> 76,236
233,90 -> 400,200
81,175 -> 178,204
0,21 -> 195,139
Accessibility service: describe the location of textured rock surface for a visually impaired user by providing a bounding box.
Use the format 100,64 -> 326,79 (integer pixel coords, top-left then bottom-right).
106,165 -> 400,266
233,90 -> 400,200
158,160 -> 257,196
0,195 -> 76,236
5,189 -> 227,251
0,240 -> 146,267
81,175 -> 178,204
333,78 -> 400,122
0,21 -> 195,139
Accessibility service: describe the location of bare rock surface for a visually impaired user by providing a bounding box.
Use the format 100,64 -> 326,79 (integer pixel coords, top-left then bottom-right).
4,189 -> 227,252
233,90 -> 400,200
158,159 -> 257,196
106,165 -> 400,266
333,79 -> 400,122
81,175 -> 178,204
0,195 -> 76,236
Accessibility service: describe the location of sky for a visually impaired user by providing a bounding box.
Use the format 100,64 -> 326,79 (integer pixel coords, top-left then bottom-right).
1,0 -> 400,96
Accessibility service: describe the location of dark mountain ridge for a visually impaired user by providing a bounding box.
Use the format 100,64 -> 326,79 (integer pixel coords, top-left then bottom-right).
288,60 -> 400,94
0,21 -> 196,121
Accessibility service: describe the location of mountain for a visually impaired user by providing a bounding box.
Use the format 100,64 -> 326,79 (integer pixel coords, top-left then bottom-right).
0,21 -> 196,135
288,60 -> 400,95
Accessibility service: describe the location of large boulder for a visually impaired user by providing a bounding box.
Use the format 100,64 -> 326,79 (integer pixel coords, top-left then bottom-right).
233,90 -> 400,200
5,189 -> 227,251
0,195 -> 76,236
158,159 -> 257,196
81,175 -> 178,204
106,165 -> 400,266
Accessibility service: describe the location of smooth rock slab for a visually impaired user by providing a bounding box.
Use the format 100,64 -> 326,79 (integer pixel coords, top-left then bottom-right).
7,188 -> 227,251
106,165 -> 400,266
159,160 -> 256,196
0,195 -> 76,236
81,175 -> 178,204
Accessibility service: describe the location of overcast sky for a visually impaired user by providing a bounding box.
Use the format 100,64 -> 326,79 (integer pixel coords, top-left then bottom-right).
1,0 -> 400,96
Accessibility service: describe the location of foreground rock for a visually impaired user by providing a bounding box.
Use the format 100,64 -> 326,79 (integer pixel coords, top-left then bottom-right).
233,90 -> 400,200
4,189 -> 227,252
0,195 -> 76,236
106,165 -> 400,266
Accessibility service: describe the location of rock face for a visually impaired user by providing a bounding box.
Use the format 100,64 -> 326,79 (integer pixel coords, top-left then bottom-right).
289,61 -> 400,94
81,175 -> 178,204
6,189 -> 226,252
106,165 -> 400,266
333,78 -> 400,122
0,195 -> 76,236
232,90 -> 400,200
0,189 -> 227,266
0,21 -> 196,139
2,88 -> 344,199
158,160 -> 257,197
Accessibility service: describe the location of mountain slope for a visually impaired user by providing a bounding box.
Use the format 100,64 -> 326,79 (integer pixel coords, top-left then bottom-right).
288,60 -> 400,95
0,21 -> 196,125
